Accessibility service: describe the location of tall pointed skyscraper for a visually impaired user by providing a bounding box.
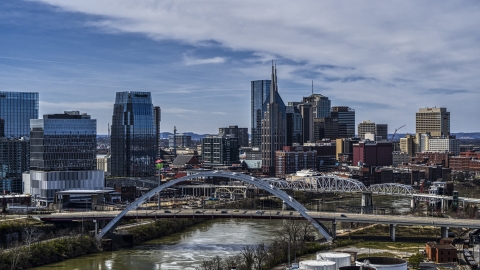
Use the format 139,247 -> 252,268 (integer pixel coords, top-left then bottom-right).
261,63 -> 286,176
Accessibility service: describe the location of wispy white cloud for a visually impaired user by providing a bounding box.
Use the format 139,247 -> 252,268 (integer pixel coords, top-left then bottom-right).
17,1 -> 480,132
40,101 -> 113,110
183,55 -> 226,66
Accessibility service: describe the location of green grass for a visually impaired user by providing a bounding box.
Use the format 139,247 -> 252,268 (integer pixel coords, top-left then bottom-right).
357,252 -> 398,259
355,241 -> 422,253
349,224 -> 440,238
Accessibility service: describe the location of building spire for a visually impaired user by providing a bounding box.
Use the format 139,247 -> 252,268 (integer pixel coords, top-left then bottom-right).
312,80 -> 313,95
270,61 -> 275,103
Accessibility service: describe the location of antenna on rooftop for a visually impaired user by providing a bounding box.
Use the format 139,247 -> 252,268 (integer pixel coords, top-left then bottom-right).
312,81 -> 313,95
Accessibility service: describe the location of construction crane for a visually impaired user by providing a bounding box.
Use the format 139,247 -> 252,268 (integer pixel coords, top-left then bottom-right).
390,124 -> 406,141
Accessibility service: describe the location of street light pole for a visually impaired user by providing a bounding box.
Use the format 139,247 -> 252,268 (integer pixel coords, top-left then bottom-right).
158,169 -> 161,210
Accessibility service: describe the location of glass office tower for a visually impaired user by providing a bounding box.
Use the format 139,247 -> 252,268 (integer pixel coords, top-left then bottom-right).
0,92 -> 39,139
251,80 -> 271,148
331,106 -> 355,138
30,111 -> 97,171
111,92 -> 157,177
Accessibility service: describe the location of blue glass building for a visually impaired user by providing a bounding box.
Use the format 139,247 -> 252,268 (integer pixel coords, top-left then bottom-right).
251,80 -> 271,147
0,92 -> 39,139
30,111 -> 97,171
27,111 -> 99,202
111,92 -> 157,177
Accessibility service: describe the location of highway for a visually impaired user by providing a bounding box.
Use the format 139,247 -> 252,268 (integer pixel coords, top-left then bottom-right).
37,209 -> 480,229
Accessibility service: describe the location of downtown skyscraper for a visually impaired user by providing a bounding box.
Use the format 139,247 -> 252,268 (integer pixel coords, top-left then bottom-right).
0,92 -> 39,139
261,64 -> 286,176
0,92 -> 38,193
251,80 -> 271,147
27,111 -> 102,205
111,92 -> 158,177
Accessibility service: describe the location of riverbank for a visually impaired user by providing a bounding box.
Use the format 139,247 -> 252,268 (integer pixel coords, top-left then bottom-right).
0,218 -> 206,270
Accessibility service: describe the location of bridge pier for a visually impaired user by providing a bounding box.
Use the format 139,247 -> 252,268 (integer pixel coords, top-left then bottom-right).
411,198 -> 416,209
361,192 -> 373,214
389,224 -> 396,241
332,221 -> 337,240
441,227 -> 449,238
282,201 -> 291,210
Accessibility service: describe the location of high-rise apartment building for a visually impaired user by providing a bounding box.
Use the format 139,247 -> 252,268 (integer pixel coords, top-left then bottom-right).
302,94 -> 331,118
331,106 -> 355,138
111,92 -> 157,177
358,120 -> 388,141
286,105 -> 303,146
298,103 -> 314,143
427,137 -> 460,156
261,65 -> 286,176
168,134 -> 192,148
251,80 -> 271,147
314,117 -> 339,141
400,135 -> 416,156
0,92 -> 39,139
375,124 -> 388,141
0,119 -> 4,137
0,92 -> 38,193
218,125 -> 249,147
0,138 -> 29,193
358,120 -> 376,140
202,135 -> 239,166
416,107 -> 450,137
27,111 -> 103,205
154,106 -> 161,154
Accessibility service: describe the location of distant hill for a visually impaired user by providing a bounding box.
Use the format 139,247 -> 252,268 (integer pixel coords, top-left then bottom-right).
160,132 -> 208,140
99,132 -> 480,141
393,132 -> 480,139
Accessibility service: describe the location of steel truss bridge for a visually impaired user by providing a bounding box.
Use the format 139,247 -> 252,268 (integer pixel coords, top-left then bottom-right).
263,176 -> 480,203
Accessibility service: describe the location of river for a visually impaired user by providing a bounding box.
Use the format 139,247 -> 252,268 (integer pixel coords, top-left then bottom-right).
31,219 -> 284,270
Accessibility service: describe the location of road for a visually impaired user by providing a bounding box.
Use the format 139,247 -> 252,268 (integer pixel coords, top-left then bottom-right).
37,209 -> 480,229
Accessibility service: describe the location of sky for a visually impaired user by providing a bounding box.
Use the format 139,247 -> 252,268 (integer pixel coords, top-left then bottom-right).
1,1 -> 479,135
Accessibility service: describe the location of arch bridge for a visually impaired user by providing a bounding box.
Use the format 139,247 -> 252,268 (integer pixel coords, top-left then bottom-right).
96,171 -> 333,241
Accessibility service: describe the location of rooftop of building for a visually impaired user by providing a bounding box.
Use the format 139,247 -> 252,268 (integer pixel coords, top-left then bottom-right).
43,111 -> 91,119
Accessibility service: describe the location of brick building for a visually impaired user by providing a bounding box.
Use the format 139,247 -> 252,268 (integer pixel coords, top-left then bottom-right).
353,141 -> 393,167
413,152 -> 454,168
275,146 -> 316,178
425,242 -> 457,263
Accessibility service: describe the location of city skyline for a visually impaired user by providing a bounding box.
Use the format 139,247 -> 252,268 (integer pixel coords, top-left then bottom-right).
1,1 -> 480,134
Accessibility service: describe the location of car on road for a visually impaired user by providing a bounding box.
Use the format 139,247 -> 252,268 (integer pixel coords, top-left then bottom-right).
340,214 -> 347,217
164,210 -> 171,213
221,210 -> 228,214
195,210 -> 203,214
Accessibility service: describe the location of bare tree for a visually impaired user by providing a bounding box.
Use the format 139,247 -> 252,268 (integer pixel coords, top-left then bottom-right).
254,243 -> 268,270
241,245 -> 255,269
23,224 -> 39,253
225,255 -> 242,270
8,242 -> 24,270
210,255 -> 224,270
298,220 -> 316,242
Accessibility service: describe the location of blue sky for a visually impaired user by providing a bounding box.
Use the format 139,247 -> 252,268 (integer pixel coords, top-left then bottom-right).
1,1 -> 479,134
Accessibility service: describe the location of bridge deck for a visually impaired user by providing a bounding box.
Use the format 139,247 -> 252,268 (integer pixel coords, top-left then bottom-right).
38,210 -> 480,229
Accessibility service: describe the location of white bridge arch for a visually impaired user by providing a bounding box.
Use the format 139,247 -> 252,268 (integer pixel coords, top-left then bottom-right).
96,171 -> 333,241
